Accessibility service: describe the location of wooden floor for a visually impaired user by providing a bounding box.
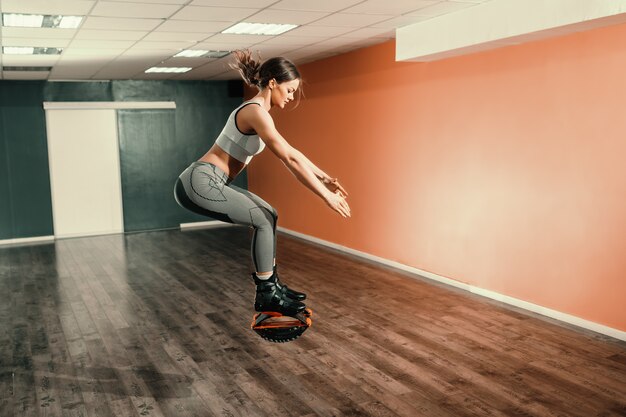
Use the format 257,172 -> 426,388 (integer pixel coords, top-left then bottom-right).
1,226 -> 625,417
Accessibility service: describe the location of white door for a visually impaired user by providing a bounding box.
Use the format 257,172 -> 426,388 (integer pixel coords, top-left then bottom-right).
45,109 -> 124,238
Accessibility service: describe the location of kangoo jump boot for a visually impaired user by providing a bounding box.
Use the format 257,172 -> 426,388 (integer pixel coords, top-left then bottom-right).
253,272 -> 306,317
272,265 -> 306,301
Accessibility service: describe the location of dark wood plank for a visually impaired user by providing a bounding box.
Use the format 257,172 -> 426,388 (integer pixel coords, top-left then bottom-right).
1,227 -> 625,417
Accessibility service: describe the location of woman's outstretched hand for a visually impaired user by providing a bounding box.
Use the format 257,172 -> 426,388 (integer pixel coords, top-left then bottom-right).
322,177 -> 348,198
325,193 -> 351,218
323,178 -> 351,218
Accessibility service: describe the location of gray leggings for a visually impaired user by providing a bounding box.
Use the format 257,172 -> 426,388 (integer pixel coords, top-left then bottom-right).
175,161 -> 277,273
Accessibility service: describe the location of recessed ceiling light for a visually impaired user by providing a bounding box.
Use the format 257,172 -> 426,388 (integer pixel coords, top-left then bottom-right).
145,67 -> 192,73
174,50 -> 230,58
57,16 -> 83,29
2,13 -> 83,29
203,50 -> 230,58
2,46 -> 63,55
2,13 -> 43,27
174,50 -> 209,58
222,22 -> 298,36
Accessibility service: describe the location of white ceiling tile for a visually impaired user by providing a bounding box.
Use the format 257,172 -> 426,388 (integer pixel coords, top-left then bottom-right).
69,39 -> 137,49
0,28 -> 76,40
82,17 -> 164,31
122,48 -> 177,58
132,40 -> 196,49
369,15 -> 433,29
62,48 -> 125,56
57,55 -> 115,64
247,10 -> 330,25
190,0 -> 275,7
288,44 -> 340,56
50,66 -> 105,80
280,25 -> 355,37
171,57 -> 230,76
193,41 -> 241,51
291,52 -> 335,65
254,36 -> 321,47
343,36 -> 388,50
105,0 -> 188,4
343,0 -> 439,15
3,71 -> 49,80
170,6 -> 257,22
93,67 -> 143,80
2,38 -> 69,48
341,27 -> 395,39
1,0 -> 95,15
93,58 -> 156,79
155,20 -> 232,33
142,32 -> 213,42
162,56 -> 214,66
202,33 -> 270,45
270,0 -> 363,13
91,2 -> 183,19
306,37 -> 360,49
309,13 -> 394,27
404,1 -> 476,16
74,30 -> 148,41
1,55 -> 60,66
249,44 -> 299,57
208,70 -> 239,80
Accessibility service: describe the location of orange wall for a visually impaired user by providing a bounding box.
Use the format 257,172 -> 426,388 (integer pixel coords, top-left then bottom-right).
248,23 -> 626,331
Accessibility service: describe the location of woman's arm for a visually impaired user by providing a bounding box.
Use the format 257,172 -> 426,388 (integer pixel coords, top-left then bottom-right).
240,105 -> 351,217
291,149 -> 329,181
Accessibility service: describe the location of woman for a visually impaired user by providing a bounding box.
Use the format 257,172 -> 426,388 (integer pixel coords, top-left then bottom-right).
175,50 -> 351,318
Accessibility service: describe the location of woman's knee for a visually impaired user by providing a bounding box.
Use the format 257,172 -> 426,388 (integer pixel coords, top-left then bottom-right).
249,206 -> 277,229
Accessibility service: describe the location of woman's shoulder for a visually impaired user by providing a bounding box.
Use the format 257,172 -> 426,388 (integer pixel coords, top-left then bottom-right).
234,99 -> 273,129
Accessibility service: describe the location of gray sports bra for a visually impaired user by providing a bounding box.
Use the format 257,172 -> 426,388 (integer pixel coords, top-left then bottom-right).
214,100 -> 266,164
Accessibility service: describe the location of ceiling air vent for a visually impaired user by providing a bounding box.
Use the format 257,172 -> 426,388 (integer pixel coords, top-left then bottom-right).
2,66 -> 53,71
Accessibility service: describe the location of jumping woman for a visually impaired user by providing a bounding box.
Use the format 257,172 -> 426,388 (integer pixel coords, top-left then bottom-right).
174,50 -> 351,320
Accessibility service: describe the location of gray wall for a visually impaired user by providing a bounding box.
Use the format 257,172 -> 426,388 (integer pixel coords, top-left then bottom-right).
0,80 -> 244,240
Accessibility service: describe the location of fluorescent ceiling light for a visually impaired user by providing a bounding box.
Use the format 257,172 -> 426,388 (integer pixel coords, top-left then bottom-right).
2,13 -> 83,29
2,13 -> 44,27
204,50 -> 230,58
174,50 -> 230,58
222,22 -> 298,36
3,47 -> 35,55
174,50 -> 209,58
145,67 -> 192,73
59,16 -> 83,29
2,47 -> 63,55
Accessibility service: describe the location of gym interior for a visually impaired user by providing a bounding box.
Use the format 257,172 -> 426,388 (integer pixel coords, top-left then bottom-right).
1,0 -> 625,416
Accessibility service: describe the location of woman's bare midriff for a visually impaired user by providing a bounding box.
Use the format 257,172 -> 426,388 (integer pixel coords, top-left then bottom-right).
198,144 -> 246,181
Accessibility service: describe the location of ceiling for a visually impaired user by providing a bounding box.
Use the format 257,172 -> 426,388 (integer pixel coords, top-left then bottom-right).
0,0 -> 491,81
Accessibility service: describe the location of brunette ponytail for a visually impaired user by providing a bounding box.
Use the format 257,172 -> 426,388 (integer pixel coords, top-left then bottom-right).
229,49 -> 261,88
230,49 -> 301,91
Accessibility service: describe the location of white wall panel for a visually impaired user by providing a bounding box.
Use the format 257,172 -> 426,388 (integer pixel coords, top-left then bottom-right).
45,109 -> 124,238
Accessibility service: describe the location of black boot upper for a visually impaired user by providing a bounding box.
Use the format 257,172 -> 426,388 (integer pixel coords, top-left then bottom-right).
253,272 -> 306,316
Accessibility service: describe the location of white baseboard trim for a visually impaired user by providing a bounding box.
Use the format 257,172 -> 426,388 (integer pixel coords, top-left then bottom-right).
277,226 -> 626,342
0,235 -> 55,246
55,230 -> 124,239
180,220 -> 238,231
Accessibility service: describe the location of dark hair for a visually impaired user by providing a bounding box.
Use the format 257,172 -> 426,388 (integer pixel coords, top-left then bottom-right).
230,49 -> 301,90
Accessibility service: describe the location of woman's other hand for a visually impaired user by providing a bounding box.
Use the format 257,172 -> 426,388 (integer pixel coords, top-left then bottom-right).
322,177 -> 348,199
324,191 -> 351,218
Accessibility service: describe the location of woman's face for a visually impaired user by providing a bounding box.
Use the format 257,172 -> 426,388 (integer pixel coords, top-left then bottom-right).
270,78 -> 300,109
